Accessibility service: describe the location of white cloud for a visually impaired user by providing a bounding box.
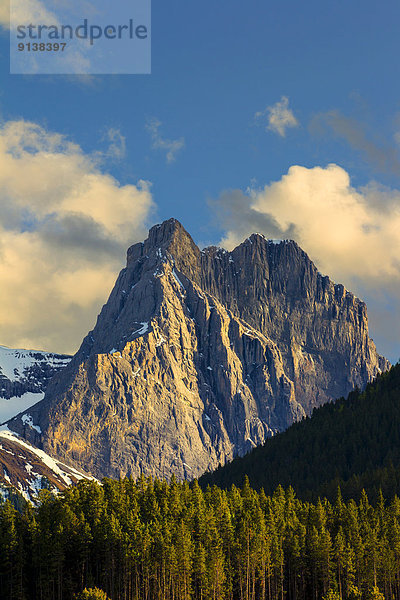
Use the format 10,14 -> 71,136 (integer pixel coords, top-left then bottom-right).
0,120 -> 154,354
146,118 -> 185,163
255,96 -> 299,137
218,164 -> 400,281
212,164 -> 400,360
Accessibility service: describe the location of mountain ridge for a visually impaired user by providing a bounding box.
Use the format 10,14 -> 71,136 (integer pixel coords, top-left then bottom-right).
8,218 -> 389,480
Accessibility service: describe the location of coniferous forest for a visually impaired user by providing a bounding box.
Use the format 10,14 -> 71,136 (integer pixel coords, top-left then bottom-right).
0,475 -> 399,600
3,367 -> 400,600
200,364 -> 400,503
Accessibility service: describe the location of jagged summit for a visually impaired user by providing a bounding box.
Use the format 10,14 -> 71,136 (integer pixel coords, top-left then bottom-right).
127,218 -> 199,266
147,217 -> 190,245
8,219 -> 389,481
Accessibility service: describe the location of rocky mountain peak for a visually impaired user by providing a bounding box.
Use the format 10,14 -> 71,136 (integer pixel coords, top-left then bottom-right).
8,220 -> 389,481
127,218 -> 200,268
148,217 -> 191,247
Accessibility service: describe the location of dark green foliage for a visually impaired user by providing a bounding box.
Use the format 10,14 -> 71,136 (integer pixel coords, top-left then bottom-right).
0,478 -> 399,600
199,364 -> 400,502
2,365 -> 400,599
0,484 -> 29,512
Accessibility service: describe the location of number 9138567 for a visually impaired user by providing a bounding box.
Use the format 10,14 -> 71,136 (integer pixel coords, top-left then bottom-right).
18,42 -> 67,51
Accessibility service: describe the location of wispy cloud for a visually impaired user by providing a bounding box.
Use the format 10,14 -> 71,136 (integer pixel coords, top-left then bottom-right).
310,110 -> 400,175
92,127 -> 126,162
146,118 -> 185,163
0,0 -> 56,31
0,119 -> 154,353
105,128 -> 126,159
255,96 -> 299,137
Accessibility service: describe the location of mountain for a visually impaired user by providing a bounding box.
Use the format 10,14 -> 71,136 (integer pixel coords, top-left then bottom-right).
8,218 -> 389,480
0,347 -> 84,503
199,364 -> 400,502
0,428 -> 93,504
0,345 -> 71,423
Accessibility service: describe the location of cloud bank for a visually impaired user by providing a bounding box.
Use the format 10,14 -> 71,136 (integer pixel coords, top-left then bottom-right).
0,120 -> 153,354
211,163 -> 400,360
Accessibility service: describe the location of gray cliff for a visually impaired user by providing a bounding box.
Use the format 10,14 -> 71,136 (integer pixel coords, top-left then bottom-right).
9,219 -> 389,479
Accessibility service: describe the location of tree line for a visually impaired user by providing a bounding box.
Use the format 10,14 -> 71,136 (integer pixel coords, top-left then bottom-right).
0,476 -> 398,600
200,363 -> 400,503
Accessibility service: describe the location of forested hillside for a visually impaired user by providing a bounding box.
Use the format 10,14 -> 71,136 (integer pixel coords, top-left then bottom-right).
0,477 -> 397,600
200,364 -> 400,502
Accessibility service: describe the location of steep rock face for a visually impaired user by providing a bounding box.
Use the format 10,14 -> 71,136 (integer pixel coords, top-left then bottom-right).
9,219 -> 389,480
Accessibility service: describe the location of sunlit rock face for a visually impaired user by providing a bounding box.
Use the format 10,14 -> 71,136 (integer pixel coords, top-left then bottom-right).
9,219 -> 389,480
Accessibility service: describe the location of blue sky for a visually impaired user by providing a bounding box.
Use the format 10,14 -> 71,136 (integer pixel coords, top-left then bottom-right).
1,0 -> 400,360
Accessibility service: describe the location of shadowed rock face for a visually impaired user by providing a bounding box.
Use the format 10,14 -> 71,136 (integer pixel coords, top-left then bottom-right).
9,219 -> 389,480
